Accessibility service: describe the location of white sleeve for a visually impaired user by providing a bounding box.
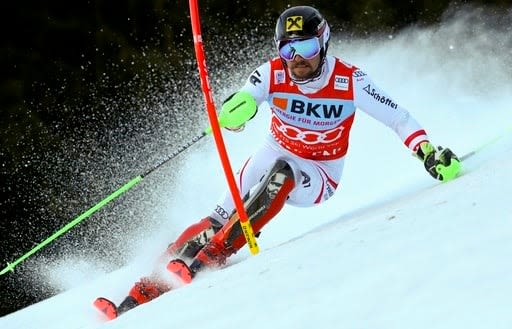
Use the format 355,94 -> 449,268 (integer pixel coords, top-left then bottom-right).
239,62 -> 271,106
353,70 -> 428,151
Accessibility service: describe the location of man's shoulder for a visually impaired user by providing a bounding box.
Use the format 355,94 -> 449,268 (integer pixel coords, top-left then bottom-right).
248,60 -> 272,76
328,56 -> 362,75
268,56 -> 284,68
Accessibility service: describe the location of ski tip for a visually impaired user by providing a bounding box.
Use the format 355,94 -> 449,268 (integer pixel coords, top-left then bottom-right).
93,297 -> 118,320
167,259 -> 193,284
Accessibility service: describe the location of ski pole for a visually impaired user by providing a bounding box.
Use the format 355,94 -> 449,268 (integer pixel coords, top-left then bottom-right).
0,131 -> 208,276
460,125 -> 512,161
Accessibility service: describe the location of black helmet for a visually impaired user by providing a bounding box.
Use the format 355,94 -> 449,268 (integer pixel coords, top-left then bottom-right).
274,6 -> 330,59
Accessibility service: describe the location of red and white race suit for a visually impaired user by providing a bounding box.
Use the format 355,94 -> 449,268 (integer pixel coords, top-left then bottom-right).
210,56 -> 428,223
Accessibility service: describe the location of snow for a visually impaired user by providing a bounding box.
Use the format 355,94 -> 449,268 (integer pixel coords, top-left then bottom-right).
2,10 -> 512,329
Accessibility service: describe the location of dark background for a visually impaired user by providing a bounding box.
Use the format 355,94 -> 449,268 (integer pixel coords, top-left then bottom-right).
1,0 -> 509,317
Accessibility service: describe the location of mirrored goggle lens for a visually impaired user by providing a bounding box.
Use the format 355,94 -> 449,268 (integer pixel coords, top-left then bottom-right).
278,38 -> 321,60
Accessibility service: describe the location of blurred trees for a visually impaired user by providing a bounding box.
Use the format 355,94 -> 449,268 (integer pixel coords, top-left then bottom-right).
1,0 -> 511,154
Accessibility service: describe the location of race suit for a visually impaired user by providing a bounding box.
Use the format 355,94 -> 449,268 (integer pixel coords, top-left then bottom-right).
210,55 -> 428,224
116,56 -> 432,309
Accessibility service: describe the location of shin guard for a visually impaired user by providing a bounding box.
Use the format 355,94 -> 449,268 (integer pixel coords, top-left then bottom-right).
192,160 -> 295,270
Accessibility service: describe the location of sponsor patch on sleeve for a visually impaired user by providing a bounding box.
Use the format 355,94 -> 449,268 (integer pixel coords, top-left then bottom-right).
353,70 -> 367,78
274,70 -> 286,84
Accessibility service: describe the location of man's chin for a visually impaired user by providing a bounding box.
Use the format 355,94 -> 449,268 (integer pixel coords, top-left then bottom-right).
291,68 -> 312,78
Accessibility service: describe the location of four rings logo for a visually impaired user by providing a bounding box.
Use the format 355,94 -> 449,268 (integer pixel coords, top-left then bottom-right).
334,75 -> 349,91
271,116 -> 345,145
214,205 -> 229,220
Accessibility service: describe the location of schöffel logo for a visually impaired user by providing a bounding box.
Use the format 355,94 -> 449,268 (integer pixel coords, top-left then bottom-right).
363,84 -> 398,109
290,99 -> 343,118
334,75 -> 349,91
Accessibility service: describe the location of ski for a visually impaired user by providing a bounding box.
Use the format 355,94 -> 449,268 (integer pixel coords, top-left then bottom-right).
93,260 -> 193,321
167,259 -> 194,284
93,297 -> 118,320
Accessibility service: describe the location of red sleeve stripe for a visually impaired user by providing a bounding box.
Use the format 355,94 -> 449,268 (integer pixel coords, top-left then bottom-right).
404,129 -> 428,150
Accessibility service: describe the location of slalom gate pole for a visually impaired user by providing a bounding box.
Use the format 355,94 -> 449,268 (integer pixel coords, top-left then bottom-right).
0,131 -> 208,276
188,0 -> 259,255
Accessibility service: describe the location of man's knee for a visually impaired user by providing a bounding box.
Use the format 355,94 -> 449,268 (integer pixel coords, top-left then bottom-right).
166,216 -> 222,259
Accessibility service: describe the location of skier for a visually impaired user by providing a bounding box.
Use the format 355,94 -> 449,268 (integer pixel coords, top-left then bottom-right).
95,5 -> 461,319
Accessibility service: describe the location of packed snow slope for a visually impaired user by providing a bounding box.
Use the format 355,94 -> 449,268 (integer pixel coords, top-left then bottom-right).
2,7 -> 511,329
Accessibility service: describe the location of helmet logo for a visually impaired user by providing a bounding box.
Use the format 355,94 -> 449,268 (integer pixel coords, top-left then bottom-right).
286,16 -> 303,32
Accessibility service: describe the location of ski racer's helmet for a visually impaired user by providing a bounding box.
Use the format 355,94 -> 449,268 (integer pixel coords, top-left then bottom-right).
274,6 -> 330,81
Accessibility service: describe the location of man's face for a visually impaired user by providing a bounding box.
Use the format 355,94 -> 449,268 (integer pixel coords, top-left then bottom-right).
285,54 -> 321,81
266,172 -> 287,199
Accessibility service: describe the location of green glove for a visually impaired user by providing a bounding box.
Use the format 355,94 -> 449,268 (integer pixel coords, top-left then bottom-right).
219,91 -> 257,130
415,142 -> 461,181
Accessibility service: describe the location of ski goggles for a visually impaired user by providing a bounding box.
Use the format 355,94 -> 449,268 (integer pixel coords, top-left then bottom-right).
278,37 -> 321,61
